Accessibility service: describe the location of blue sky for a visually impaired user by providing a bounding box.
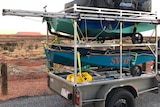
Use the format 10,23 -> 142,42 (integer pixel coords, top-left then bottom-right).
0,0 -> 159,35
0,0 -> 71,34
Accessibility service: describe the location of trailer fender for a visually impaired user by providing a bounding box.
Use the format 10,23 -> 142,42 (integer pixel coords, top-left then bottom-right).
94,85 -> 138,107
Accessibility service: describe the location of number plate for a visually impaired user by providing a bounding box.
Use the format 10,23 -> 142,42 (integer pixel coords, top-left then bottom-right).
61,88 -> 70,99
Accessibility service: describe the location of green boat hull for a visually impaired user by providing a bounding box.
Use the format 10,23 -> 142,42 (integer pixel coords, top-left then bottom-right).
47,18 -> 155,38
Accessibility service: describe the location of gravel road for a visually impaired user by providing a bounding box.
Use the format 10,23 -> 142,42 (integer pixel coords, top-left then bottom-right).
0,91 -> 160,107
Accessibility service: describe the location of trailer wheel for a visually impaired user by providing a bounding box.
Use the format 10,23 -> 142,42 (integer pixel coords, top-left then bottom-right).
131,33 -> 143,44
130,65 -> 142,77
105,88 -> 135,107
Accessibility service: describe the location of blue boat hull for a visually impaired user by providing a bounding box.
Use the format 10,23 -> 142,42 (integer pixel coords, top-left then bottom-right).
44,45 -> 155,68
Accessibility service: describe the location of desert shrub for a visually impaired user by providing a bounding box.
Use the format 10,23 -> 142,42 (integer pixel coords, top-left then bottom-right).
1,42 -> 17,51
2,52 -> 7,54
19,42 -> 24,48
2,45 -> 8,50
28,44 -> 33,51
35,44 -> 39,49
8,47 -> 15,52
5,42 -> 17,46
14,55 -> 18,58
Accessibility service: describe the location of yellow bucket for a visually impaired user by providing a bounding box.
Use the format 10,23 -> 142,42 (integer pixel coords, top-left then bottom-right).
66,72 -> 92,83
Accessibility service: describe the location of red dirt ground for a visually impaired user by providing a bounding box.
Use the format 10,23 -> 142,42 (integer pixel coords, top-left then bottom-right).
0,58 -> 53,101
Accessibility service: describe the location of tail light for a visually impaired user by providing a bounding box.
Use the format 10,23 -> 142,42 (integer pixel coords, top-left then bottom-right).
75,93 -> 80,105
157,19 -> 160,24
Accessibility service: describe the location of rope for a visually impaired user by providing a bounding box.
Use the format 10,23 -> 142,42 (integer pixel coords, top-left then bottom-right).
90,19 -> 121,42
84,16 -> 88,41
52,35 -> 60,44
77,24 -> 85,40
71,19 -> 81,43
77,51 -> 87,82
147,29 -> 155,42
131,53 -> 138,66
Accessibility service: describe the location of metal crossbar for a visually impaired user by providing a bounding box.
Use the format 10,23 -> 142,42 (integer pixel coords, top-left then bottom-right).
71,4 -> 158,23
72,5 -> 156,17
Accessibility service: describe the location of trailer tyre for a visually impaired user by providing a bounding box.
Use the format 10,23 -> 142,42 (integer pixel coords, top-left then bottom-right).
130,65 -> 142,77
105,88 -> 135,107
131,33 -> 143,44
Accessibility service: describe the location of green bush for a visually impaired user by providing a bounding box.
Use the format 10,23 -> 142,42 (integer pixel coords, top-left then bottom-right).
8,47 -> 15,52
1,42 -> 17,52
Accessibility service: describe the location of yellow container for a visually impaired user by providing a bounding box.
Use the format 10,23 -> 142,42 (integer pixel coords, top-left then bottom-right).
67,72 -> 92,83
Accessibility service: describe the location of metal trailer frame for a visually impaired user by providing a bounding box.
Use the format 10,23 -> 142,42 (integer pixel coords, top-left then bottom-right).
2,4 -> 160,107
47,5 -> 159,107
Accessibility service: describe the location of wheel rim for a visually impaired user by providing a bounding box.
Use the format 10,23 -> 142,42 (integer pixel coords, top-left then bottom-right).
135,33 -> 143,43
132,33 -> 143,44
131,65 -> 142,77
134,66 -> 141,75
114,99 -> 127,107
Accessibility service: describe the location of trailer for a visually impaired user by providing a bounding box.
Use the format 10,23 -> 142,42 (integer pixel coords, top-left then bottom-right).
2,4 -> 160,107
